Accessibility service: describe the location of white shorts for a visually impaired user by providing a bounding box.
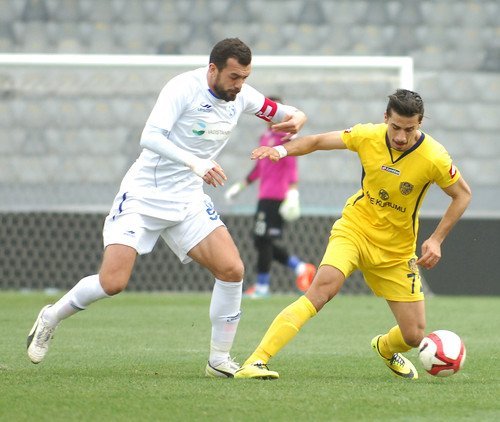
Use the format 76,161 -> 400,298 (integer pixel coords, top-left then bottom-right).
102,193 -> 224,263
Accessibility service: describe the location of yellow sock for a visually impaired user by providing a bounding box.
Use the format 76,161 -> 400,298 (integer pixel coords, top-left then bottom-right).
244,296 -> 317,365
378,325 -> 412,359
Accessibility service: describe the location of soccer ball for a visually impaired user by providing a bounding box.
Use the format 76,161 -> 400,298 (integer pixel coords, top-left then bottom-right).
418,330 -> 466,377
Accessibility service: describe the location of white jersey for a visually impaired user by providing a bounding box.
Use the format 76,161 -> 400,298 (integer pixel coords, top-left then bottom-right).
118,66 -> 279,205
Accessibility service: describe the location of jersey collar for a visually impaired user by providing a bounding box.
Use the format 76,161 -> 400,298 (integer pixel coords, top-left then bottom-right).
386,131 -> 425,163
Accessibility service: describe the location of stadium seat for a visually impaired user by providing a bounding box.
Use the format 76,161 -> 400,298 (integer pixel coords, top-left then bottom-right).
148,22 -> 192,53
315,26 -> 352,54
79,0 -> 116,23
51,22 -> 85,52
0,23 -> 15,52
415,74 -> 447,102
45,0 -> 81,22
437,73 -> 477,102
0,0 -> 21,24
460,158 -> 500,186
211,22 -> 260,47
111,0 -> 148,23
251,23 -> 288,54
79,21 -> 116,53
12,21 -> 54,52
469,103 -> 500,131
282,23 -> 329,54
347,25 -> 395,55
0,128 -> 28,156
385,0 -> 423,25
12,98 -> 53,128
428,103 -> 474,131
21,0 -> 49,21
474,74 -> 500,102
114,23 -> 154,54
420,1 -> 458,26
320,1 -> 368,25
455,131 -> 499,159
246,0 -> 303,24
51,98 -> 83,128
453,0 -> 496,27
296,0 -> 326,25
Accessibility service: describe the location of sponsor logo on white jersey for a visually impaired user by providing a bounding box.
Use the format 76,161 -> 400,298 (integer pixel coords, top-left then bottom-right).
197,103 -> 212,112
191,121 -> 234,141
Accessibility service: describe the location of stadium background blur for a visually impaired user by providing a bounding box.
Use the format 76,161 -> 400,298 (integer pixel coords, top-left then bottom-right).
0,0 -> 498,295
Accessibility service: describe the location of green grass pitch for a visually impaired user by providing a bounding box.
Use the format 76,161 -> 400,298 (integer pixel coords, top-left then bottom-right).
1,292 -> 499,421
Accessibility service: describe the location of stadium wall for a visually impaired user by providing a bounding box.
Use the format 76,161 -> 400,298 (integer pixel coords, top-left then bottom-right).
0,213 -> 497,296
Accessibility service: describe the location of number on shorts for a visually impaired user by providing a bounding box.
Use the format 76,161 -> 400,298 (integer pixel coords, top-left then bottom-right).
206,204 -> 219,221
407,273 -> 416,294
407,272 -> 422,294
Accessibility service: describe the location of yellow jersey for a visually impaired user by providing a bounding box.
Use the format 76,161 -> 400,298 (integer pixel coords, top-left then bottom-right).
336,123 -> 460,255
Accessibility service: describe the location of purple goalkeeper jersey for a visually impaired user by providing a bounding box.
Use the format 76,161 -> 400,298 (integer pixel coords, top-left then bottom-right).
246,128 -> 298,200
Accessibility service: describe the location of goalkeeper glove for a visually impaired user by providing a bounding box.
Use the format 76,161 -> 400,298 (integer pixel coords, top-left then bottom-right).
279,188 -> 300,221
224,181 -> 245,203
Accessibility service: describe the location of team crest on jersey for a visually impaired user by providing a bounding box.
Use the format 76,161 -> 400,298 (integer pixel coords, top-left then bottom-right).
344,127 -> 352,133
226,104 -> 236,118
379,189 -> 389,201
400,181 -> 413,195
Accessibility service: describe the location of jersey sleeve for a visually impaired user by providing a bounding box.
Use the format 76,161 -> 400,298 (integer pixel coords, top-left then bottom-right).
240,84 -> 297,123
340,123 -> 375,152
145,74 -> 189,131
432,149 -> 461,188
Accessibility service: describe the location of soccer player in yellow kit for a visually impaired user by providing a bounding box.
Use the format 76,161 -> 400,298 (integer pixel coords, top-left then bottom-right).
235,89 -> 472,380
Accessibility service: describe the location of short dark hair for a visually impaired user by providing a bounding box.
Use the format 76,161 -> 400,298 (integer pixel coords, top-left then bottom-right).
209,38 -> 252,70
386,89 -> 424,121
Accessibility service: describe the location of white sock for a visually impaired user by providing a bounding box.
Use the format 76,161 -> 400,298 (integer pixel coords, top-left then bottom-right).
209,279 -> 242,366
43,274 -> 110,326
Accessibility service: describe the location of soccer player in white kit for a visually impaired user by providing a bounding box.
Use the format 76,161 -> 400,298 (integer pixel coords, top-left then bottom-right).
26,38 -> 307,377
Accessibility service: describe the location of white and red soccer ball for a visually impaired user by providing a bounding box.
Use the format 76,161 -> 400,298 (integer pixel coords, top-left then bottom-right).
418,330 -> 466,377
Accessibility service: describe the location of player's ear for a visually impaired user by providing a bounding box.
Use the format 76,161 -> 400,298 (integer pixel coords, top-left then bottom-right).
384,112 -> 389,123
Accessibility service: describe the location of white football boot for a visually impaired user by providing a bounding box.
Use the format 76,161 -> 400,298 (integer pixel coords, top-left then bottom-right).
205,357 -> 240,378
27,305 -> 58,364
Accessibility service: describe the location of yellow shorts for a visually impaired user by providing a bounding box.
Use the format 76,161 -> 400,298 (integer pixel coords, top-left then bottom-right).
320,226 -> 424,302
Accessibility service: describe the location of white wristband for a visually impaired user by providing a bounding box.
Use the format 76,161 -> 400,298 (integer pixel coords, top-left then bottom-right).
273,145 -> 288,158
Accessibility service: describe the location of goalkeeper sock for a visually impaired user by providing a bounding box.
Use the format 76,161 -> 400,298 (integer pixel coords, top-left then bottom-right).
287,255 -> 302,271
256,273 -> 270,294
378,325 -> 412,359
244,295 -> 317,365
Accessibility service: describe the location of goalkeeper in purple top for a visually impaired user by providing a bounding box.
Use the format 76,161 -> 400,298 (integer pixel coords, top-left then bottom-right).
225,98 -> 316,298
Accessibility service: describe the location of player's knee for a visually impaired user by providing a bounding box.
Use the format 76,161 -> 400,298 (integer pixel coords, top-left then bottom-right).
216,258 -> 245,281
99,272 -> 129,296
